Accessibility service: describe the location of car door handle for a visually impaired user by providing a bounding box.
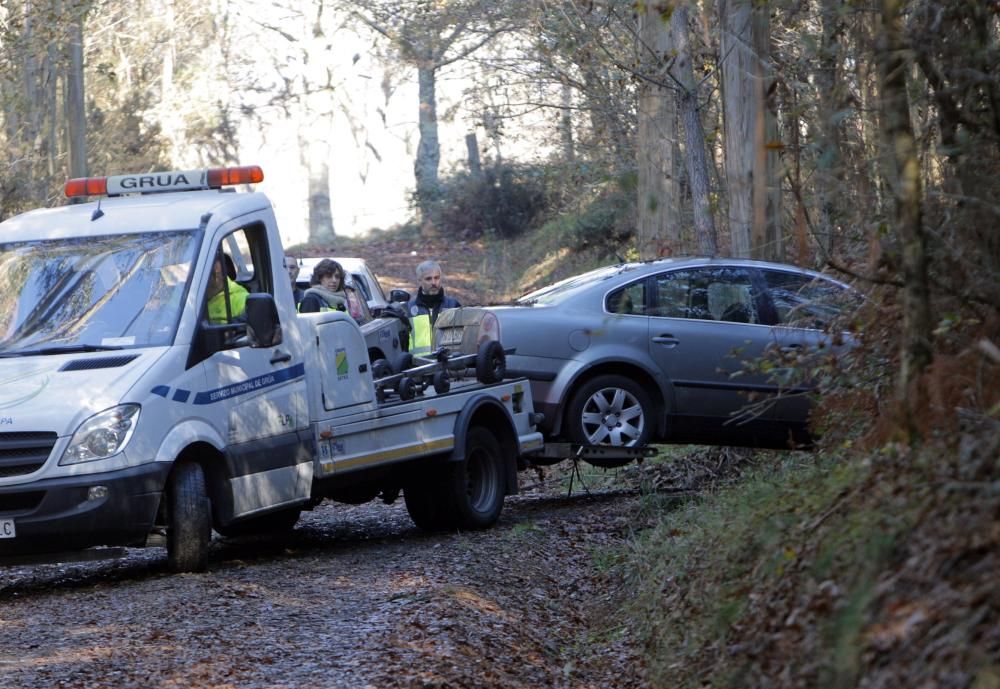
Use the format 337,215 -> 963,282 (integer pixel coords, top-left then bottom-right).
780,343 -> 803,354
270,350 -> 292,364
652,335 -> 680,348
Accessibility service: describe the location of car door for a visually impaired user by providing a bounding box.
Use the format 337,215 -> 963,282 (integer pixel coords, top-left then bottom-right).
759,268 -> 858,423
648,266 -> 778,427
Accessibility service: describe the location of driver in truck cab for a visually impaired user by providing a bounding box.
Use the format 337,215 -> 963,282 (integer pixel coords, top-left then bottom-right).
205,252 -> 248,323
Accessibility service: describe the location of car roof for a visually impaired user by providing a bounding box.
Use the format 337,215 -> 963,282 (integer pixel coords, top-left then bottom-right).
0,190 -> 270,242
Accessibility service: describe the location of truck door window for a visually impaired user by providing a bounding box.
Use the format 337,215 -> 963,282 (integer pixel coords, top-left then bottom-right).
202,223 -> 275,327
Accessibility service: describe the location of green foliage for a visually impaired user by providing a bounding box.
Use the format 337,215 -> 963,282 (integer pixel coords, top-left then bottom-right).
619,451 -> 920,688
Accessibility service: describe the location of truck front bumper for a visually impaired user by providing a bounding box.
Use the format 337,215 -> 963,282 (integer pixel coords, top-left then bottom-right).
0,463 -> 170,558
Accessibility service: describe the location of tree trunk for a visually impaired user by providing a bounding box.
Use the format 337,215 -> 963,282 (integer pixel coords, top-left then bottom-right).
720,0 -> 780,260
670,2 -> 718,256
637,4 -> 680,259
465,132 -> 482,177
301,134 -> 335,245
559,81 -> 575,164
65,13 -> 87,179
414,62 -> 441,218
815,0 -> 846,257
878,0 -> 932,410
720,0 -> 753,257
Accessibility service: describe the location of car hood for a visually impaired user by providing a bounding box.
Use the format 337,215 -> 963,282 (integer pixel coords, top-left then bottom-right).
0,349 -> 165,435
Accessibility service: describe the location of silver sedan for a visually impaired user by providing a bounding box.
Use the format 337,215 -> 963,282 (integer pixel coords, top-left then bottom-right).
434,258 -> 857,451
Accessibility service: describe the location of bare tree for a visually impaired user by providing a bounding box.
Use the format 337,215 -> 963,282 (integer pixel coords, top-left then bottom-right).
350,0 -> 518,220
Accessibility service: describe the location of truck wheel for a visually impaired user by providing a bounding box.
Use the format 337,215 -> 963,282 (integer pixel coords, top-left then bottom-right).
404,476 -> 449,531
166,461 -> 212,572
565,375 -> 652,459
215,507 -> 301,538
446,426 -> 505,529
475,340 -> 506,384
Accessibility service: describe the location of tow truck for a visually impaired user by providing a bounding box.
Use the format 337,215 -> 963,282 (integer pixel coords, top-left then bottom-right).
0,166 -> 548,572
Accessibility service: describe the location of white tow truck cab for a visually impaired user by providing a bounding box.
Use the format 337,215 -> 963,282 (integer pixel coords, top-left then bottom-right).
0,166 -> 543,571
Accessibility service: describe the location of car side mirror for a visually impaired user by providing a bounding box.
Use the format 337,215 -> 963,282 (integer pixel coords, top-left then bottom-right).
390,289 -> 411,303
245,293 -> 282,348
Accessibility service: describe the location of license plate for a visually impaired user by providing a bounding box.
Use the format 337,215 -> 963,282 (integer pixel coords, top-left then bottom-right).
439,328 -> 463,345
0,518 -> 14,539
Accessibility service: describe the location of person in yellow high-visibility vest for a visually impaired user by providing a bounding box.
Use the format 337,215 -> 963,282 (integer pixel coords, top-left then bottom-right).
206,253 -> 248,324
407,259 -> 460,356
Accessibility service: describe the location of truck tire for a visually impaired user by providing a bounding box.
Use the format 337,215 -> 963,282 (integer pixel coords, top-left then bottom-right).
475,340 -> 506,384
445,426 -> 505,529
214,507 -> 301,538
371,358 -> 392,379
565,375 -> 652,460
166,461 -> 212,572
404,474 -> 450,531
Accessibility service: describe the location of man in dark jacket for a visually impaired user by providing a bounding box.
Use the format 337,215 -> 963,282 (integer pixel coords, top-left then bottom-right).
407,259 -> 460,356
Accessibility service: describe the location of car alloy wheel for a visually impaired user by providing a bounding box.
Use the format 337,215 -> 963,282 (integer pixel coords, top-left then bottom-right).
567,375 -> 652,448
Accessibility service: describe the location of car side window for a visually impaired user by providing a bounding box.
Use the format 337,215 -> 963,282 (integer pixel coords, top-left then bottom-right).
763,270 -> 852,328
653,268 -> 760,324
606,281 -> 646,315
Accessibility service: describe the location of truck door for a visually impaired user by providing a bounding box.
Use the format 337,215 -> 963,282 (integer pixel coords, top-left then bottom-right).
190,221 -> 311,518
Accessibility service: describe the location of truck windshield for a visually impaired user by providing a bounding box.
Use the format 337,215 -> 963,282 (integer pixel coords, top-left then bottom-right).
0,230 -> 201,354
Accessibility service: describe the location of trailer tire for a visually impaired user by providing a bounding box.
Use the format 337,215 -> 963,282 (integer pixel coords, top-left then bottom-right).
166,461 -> 211,572
475,340 -> 506,384
398,376 -> 416,401
432,370 -> 450,394
446,426 -> 505,529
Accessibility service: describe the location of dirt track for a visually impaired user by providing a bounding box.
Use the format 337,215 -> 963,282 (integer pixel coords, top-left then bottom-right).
0,478 -> 650,689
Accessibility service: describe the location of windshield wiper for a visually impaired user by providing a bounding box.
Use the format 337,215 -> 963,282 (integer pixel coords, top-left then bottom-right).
0,343 -> 125,358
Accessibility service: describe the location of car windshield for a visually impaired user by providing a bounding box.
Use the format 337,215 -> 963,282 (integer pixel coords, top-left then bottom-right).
0,229 -> 201,355
516,264 -> 635,306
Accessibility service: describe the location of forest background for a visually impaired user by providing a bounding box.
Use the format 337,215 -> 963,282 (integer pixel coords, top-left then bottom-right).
1,0 -> 998,686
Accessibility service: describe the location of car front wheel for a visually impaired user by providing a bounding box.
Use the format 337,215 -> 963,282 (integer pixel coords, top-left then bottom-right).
566,375 -> 653,450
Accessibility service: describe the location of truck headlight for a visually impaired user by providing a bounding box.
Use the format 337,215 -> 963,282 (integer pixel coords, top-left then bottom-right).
60,405 -> 141,465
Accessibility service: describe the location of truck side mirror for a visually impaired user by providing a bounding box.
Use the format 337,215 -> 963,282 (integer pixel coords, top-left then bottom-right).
390,289 -> 411,303
245,293 -> 282,348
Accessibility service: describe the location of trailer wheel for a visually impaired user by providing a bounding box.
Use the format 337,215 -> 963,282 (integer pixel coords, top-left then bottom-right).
398,376 -> 416,401
432,370 -> 451,394
475,340 -> 506,384
446,426 -> 505,529
166,461 -> 211,572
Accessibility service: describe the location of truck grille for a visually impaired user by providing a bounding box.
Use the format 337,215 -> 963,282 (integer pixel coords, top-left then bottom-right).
0,432 -> 58,478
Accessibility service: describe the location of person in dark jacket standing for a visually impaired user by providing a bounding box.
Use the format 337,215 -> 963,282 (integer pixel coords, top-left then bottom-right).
407,259 -> 460,356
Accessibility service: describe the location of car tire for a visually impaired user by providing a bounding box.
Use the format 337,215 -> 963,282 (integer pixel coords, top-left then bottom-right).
166,461 -> 212,572
565,375 -> 653,452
